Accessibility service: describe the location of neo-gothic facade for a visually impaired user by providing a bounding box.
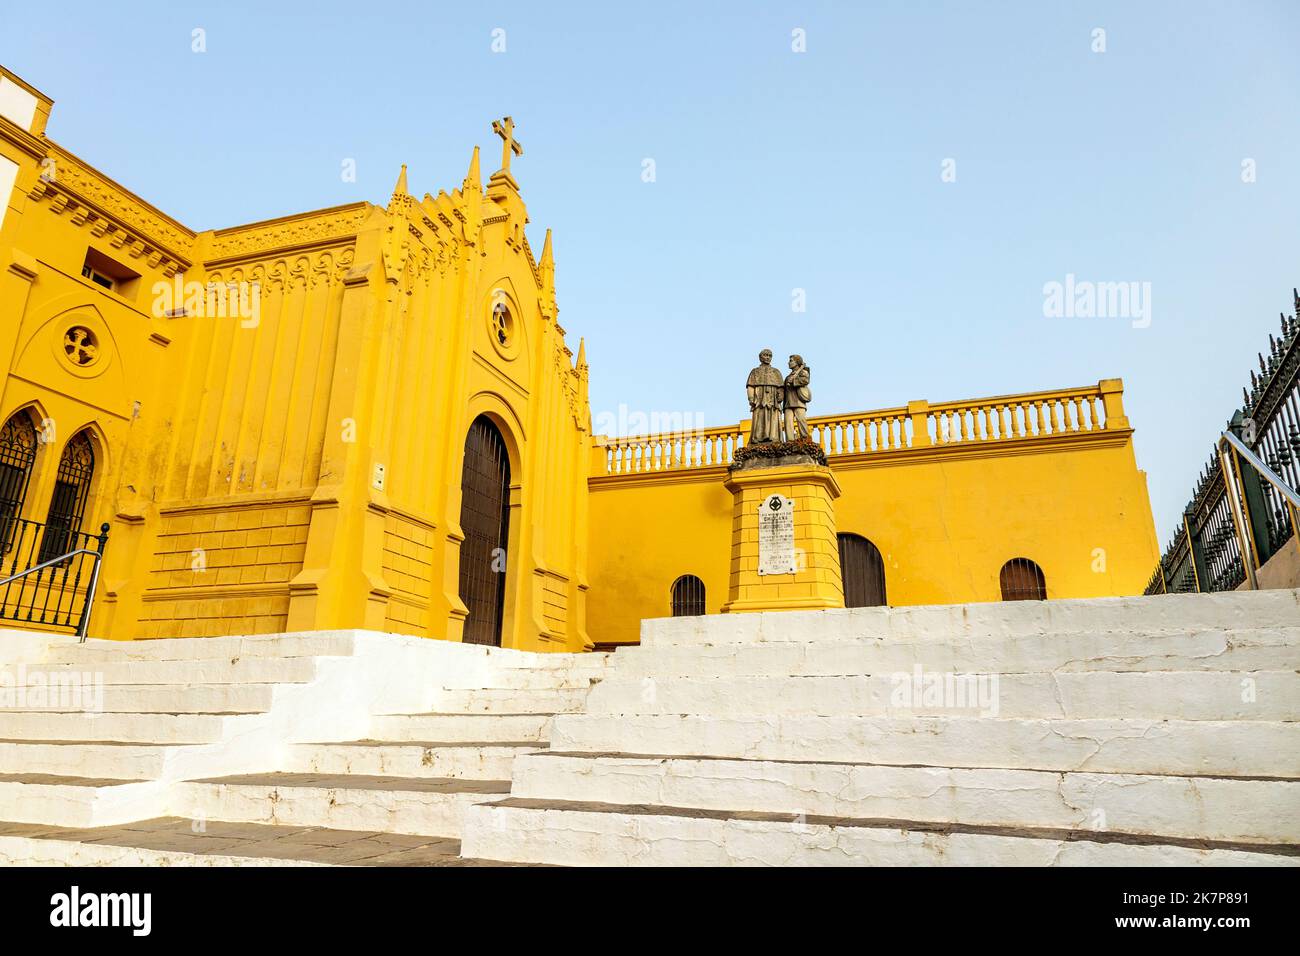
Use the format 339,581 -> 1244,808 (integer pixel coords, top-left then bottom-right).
0,65 -> 1159,650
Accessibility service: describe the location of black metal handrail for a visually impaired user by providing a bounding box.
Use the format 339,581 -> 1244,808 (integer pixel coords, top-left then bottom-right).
1217,430 -> 1300,590
0,519 -> 110,641
1146,290 -> 1299,594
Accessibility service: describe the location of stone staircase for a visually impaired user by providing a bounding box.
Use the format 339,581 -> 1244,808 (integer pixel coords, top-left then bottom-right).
0,628 -> 608,865
460,590 -> 1300,866
1,590 -> 1296,866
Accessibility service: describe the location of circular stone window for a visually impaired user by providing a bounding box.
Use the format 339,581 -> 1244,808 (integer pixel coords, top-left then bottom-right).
487,299 -> 520,360
63,326 -> 100,367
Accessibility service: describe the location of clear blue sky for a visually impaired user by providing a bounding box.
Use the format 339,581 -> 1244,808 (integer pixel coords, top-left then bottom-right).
3,0 -> 1297,542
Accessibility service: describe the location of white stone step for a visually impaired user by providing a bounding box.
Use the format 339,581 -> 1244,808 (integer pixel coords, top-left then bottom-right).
487,651 -> 610,672
451,670 -> 601,691
550,713 -> 1300,778
0,773 -> 167,828
415,687 -> 590,715
612,628 -> 1300,677
641,590 -> 1300,647
0,740 -> 173,779
0,837 -> 322,868
41,631 -> 358,664
1,682 -> 277,715
8,657 -> 320,685
368,713 -> 552,743
461,799 -> 1298,867
0,817 -> 505,866
175,773 -> 511,837
286,740 -> 542,779
0,711 -> 239,743
509,753 -> 1298,845
585,671 -> 1300,721
0,833 -> 324,866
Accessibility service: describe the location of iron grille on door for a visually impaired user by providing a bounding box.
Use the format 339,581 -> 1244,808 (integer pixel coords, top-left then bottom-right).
0,414 -> 38,555
671,574 -> 705,616
1000,557 -> 1047,600
40,432 -> 94,564
458,416 -> 511,647
838,533 -> 886,607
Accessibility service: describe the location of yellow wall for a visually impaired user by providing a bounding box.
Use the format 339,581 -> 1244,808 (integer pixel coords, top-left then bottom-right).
0,66 -> 592,650
0,64 -> 1160,652
588,386 -> 1160,645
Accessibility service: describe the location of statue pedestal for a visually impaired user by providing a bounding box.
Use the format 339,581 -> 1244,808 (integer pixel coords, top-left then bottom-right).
720,458 -> 845,614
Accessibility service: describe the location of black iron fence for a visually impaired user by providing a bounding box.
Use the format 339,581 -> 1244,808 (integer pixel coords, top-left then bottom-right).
1146,290 -> 1300,594
0,516 -> 110,638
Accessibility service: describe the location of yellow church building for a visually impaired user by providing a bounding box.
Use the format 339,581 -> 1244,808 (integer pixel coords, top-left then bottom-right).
0,64 -> 1160,652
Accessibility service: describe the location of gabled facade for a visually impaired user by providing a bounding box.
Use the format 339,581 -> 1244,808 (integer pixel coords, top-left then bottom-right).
0,66 -> 592,650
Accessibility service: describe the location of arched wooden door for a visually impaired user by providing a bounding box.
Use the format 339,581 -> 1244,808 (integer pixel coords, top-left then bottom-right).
838,532 -> 886,607
458,416 -> 511,646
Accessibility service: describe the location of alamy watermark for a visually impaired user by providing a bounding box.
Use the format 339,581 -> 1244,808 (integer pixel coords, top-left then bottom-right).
1043,274 -> 1151,329
151,276 -> 261,328
593,403 -> 707,438
0,665 -> 103,713
50,886 -> 151,936
890,665 -> 1000,717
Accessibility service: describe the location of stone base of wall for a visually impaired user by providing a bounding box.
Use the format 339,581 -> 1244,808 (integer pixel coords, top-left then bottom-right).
1238,540 -> 1300,591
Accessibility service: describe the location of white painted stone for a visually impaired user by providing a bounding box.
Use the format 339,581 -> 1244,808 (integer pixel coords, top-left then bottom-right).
9,656 -> 320,685
174,779 -> 503,837
0,630 -> 77,666
40,631 -> 359,664
640,590 -> 1300,647
286,741 -> 541,779
0,836 -> 322,867
508,753 -> 1299,844
415,686 -> 591,715
0,777 -> 168,828
0,682 -> 277,715
4,591 -> 1297,867
0,77 -> 39,131
431,670 -> 600,692
614,627 -> 1300,677
549,713 -> 1300,777
584,671 -> 1300,721
480,650 -> 610,672
367,713 -> 552,743
0,741 -> 170,780
462,802 -> 1297,867
0,626 -> 596,858
0,711 -> 236,743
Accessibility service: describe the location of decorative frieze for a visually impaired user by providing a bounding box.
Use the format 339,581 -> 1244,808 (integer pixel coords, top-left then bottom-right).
36,147 -> 193,257
206,204 -> 369,261
29,166 -> 189,277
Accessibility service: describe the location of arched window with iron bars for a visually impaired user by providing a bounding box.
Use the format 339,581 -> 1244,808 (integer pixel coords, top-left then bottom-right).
671,574 -> 706,617
0,412 -> 38,555
40,431 -> 95,563
999,557 -> 1047,601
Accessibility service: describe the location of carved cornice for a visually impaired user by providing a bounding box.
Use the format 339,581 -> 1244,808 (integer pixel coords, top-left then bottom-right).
31,143 -> 195,268
206,203 -> 371,261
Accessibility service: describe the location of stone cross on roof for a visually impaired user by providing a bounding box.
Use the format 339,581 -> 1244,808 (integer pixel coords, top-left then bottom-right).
492,116 -> 523,175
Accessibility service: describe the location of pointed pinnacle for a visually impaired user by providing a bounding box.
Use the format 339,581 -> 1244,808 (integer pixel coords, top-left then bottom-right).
464,145 -> 481,191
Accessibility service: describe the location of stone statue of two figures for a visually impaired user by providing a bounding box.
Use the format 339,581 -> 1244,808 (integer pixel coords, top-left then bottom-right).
746,349 -> 812,444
